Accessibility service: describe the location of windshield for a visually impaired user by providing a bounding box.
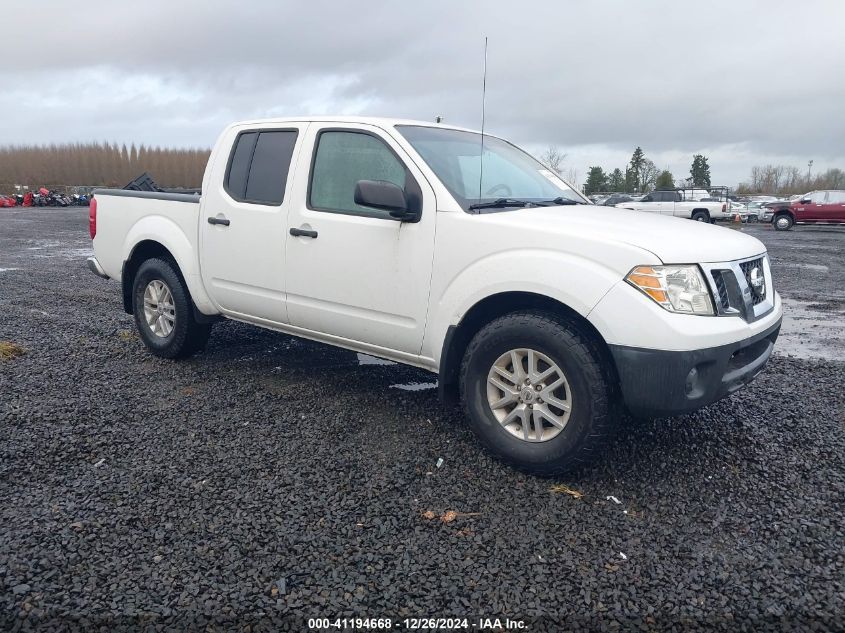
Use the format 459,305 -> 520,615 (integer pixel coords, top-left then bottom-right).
396,125 -> 587,211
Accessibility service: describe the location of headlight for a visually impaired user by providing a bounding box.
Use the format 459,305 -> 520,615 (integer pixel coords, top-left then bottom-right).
625,265 -> 715,315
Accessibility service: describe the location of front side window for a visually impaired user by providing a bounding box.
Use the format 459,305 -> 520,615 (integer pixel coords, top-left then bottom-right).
225,130 -> 298,205
397,125 -> 586,212
808,191 -> 828,204
309,130 -> 410,218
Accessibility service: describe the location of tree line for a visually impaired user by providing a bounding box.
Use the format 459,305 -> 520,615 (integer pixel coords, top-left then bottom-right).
580,148 -> 711,195
735,165 -> 845,196
542,142 -> 845,198
0,142 -> 211,190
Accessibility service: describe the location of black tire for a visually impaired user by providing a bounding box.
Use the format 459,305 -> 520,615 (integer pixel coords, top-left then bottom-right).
132,258 -> 211,359
459,311 -> 616,475
773,213 -> 794,231
691,210 -> 709,222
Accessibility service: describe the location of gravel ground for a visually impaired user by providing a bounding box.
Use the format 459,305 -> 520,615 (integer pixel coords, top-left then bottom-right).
1,208 -> 843,631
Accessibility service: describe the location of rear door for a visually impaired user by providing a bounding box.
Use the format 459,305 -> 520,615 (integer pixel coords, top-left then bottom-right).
639,193 -> 665,215
283,123 -> 437,354
200,124 -> 308,324
656,191 -> 677,216
821,190 -> 845,222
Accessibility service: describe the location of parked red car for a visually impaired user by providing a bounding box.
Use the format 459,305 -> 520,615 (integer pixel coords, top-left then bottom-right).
0,195 -> 17,208
770,190 -> 845,230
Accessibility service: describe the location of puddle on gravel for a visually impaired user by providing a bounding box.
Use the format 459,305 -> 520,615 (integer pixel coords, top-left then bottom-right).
776,297 -> 845,361
773,262 -> 829,273
390,381 -> 437,391
32,247 -> 94,259
357,353 -> 396,366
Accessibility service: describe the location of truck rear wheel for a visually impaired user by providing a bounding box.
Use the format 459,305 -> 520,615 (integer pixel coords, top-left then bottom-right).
691,210 -> 709,222
459,311 -> 615,475
132,258 -> 211,359
773,213 -> 794,231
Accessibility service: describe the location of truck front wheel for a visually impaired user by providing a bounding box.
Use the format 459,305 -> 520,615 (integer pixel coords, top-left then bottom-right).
460,311 -> 615,475
132,258 -> 211,359
773,213 -> 794,231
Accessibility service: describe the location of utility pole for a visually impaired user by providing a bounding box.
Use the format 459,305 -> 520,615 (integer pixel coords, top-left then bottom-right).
807,159 -> 813,182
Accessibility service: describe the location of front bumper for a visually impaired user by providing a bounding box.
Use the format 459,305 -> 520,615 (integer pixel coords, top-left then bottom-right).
86,256 -> 109,279
609,318 -> 782,418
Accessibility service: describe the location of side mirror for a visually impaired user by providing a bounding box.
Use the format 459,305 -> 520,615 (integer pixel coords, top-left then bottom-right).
800,198 -> 811,204
354,180 -> 419,221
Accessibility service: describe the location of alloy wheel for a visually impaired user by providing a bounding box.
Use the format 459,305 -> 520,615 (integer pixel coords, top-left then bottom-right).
486,348 -> 572,442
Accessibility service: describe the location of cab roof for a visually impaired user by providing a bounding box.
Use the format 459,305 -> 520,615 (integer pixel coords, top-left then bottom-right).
230,116 -> 480,135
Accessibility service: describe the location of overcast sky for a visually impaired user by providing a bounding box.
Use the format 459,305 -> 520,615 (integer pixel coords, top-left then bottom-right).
4,0 -> 844,186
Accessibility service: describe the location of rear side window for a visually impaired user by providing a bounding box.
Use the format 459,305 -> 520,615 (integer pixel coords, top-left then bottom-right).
225,130 -> 298,205
828,191 -> 845,203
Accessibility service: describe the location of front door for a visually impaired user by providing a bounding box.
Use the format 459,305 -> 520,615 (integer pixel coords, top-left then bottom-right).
797,191 -> 827,222
200,124 -> 307,324
284,124 -> 436,355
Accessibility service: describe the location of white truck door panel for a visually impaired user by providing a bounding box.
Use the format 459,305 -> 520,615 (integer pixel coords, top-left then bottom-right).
200,124 -> 308,323
284,124 -> 436,354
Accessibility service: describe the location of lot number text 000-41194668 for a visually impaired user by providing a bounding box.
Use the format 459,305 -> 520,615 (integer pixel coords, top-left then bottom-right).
307,617 -> 528,630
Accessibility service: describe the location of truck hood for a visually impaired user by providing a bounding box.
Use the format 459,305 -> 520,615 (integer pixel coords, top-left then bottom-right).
484,204 -> 766,263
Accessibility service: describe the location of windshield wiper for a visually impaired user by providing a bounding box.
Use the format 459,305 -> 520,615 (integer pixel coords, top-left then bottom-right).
467,198 -> 539,211
538,197 -> 585,206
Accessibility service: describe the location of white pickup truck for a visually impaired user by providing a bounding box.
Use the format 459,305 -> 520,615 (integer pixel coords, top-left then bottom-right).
616,189 -> 728,222
88,116 -> 782,474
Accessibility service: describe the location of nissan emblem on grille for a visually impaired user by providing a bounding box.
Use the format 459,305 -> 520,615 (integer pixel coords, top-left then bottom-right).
749,267 -> 765,299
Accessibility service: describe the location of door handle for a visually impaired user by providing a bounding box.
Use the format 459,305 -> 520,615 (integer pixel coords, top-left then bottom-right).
290,227 -> 318,238
207,216 -> 230,226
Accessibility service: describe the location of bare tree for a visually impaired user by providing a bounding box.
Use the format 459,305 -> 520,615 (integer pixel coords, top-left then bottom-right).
539,146 -> 567,175
639,159 -> 659,192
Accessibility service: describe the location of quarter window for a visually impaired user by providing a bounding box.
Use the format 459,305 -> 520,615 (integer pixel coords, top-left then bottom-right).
309,131 -> 411,218
225,130 -> 298,205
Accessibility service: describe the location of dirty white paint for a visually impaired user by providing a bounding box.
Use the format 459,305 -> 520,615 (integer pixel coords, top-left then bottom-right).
0,268 -> 21,273
775,297 -> 845,361
390,382 -> 437,391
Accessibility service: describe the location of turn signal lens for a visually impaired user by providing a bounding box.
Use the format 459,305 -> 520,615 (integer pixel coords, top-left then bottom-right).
625,265 -> 715,315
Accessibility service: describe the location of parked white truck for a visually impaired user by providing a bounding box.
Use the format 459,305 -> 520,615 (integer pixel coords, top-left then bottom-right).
616,189 -> 728,222
88,117 -> 782,474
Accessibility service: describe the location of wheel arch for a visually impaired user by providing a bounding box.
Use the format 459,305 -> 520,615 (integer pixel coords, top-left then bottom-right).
437,291 -> 618,406
121,240 -> 217,322
121,241 -> 178,313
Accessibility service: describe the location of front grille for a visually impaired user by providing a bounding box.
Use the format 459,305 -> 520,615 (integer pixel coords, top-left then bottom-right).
739,258 -> 766,305
712,272 -> 730,310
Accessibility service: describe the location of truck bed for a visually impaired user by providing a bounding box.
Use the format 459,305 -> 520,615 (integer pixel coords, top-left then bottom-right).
91,188 -> 202,284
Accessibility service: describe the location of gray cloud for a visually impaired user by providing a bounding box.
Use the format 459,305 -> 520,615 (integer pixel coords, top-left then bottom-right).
3,0 -> 844,185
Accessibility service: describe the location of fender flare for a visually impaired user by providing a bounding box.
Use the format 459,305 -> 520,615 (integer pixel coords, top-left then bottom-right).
122,216 -> 216,314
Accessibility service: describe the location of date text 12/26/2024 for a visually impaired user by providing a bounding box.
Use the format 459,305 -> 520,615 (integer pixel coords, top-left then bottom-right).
308,617 -> 527,630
